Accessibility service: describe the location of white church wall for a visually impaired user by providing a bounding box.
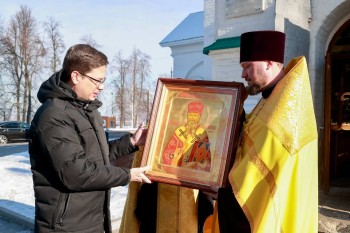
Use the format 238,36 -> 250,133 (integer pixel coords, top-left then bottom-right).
210,48 -> 240,82
215,0 -> 275,39
203,0 -> 276,46
275,0 -> 311,32
165,0 -> 350,119
210,48 -> 260,113
203,0 -> 277,113
203,0 -> 322,113
171,41 -> 211,80
203,0 -> 216,50
204,0 -> 275,48
309,0 -> 350,129
276,0 -> 311,64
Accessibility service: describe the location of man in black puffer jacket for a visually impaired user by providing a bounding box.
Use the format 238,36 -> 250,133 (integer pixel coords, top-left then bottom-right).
29,44 -> 151,233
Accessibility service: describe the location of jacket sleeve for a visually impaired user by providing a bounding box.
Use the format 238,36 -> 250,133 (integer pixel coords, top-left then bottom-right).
108,133 -> 138,161
36,108 -> 130,192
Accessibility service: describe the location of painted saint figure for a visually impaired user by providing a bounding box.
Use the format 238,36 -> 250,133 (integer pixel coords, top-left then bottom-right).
162,101 -> 211,171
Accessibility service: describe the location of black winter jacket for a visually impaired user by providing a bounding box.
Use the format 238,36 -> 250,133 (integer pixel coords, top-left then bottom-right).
29,71 -> 135,233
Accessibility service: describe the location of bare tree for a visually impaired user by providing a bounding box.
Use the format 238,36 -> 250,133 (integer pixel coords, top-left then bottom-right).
0,77 -> 15,121
0,15 -> 3,42
43,17 -> 65,74
0,20 -> 5,112
108,48 -> 153,128
134,51 -> 151,125
0,5 -> 45,122
80,34 -> 101,48
128,47 -> 153,127
110,51 -> 131,128
129,47 -> 141,127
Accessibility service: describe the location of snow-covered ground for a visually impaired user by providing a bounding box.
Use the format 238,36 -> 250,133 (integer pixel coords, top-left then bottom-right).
0,150 -> 128,230
3,147 -> 349,233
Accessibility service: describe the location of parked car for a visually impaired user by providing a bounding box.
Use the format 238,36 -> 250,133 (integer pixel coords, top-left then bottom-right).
105,128 -> 136,168
104,128 -> 135,141
0,121 -> 30,144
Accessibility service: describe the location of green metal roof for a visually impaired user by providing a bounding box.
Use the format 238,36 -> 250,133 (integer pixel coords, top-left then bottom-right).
203,36 -> 240,55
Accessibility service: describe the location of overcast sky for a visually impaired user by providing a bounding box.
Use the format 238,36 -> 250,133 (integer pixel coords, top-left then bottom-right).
0,0 -> 203,116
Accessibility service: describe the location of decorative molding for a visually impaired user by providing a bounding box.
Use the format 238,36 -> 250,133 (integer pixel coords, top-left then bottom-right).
225,0 -> 265,18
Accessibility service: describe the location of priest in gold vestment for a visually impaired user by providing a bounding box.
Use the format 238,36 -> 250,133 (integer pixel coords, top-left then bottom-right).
211,31 -> 318,233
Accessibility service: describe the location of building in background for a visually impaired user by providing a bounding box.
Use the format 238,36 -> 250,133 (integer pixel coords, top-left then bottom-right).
102,116 -> 117,128
160,11 -> 211,81
160,0 -> 350,193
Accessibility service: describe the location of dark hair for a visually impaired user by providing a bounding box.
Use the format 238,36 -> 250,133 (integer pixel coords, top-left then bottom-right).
61,44 -> 109,82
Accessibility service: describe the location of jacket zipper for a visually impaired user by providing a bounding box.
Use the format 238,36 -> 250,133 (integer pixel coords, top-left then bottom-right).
58,193 -> 71,226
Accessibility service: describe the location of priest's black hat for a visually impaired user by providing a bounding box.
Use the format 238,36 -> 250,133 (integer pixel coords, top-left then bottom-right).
240,31 -> 286,64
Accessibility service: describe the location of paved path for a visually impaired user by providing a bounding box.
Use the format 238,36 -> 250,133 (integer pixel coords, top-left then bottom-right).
0,143 -> 28,157
0,215 -> 33,233
318,187 -> 350,233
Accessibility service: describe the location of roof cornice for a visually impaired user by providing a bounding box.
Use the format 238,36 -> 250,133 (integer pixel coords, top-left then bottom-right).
160,37 -> 203,47
203,36 -> 240,55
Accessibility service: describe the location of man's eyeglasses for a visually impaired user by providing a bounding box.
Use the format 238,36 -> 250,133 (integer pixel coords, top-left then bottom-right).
79,72 -> 106,86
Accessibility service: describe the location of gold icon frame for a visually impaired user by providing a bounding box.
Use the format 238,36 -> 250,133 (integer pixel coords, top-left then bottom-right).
141,78 -> 246,193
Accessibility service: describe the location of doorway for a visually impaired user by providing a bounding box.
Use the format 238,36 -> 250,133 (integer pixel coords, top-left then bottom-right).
324,20 -> 350,193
